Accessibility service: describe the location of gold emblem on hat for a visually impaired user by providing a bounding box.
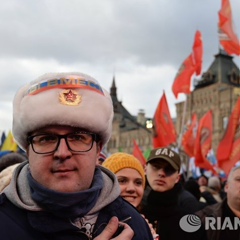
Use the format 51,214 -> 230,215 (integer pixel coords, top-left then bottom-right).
59,89 -> 81,106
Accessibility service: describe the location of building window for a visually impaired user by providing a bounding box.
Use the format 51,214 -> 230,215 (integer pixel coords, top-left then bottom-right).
228,69 -> 240,86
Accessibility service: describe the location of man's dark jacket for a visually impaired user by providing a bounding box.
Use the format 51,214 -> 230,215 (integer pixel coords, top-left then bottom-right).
0,193 -> 152,239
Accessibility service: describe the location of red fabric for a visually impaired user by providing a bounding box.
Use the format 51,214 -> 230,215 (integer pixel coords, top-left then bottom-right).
153,92 -> 177,148
194,111 -> 216,173
219,138 -> 240,175
172,54 -> 196,98
182,113 -> 198,157
132,140 -> 146,166
172,30 -> 203,98
218,0 -> 240,55
192,30 -> 203,75
217,98 -> 240,162
217,98 -> 240,174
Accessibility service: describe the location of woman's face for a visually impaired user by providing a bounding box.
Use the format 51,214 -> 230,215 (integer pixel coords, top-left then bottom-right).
115,168 -> 144,208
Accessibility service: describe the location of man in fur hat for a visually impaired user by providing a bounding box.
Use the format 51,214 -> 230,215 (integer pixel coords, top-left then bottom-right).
0,72 -> 152,239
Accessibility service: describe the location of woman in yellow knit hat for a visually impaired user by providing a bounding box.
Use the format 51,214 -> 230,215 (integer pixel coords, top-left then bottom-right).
103,152 -> 159,239
103,152 -> 145,208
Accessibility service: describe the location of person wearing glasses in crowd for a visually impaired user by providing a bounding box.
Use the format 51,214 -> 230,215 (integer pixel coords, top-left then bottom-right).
141,147 -> 207,240
0,72 -> 152,240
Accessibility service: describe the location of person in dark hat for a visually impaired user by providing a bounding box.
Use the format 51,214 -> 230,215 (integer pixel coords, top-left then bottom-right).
197,174 -> 209,187
184,179 -> 209,210
141,147 -> 207,240
0,152 -> 27,173
0,152 -> 27,192
0,72 -> 152,240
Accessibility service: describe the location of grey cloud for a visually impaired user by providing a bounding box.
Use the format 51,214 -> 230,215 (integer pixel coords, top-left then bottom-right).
0,0 -> 239,131
0,0 -> 234,67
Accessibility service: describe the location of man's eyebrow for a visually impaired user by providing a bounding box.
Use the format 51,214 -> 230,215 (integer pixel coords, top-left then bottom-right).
31,131 -> 55,135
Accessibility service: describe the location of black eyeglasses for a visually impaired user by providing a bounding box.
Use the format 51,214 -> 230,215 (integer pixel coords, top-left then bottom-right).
27,132 -> 98,154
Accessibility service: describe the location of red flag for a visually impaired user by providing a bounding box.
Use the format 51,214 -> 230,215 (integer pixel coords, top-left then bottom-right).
192,30 -> 203,75
219,137 -> 240,175
172,54 -> 196,98
182,113 -> 198,157
217,98 -> 240,162
194,111 -> 216,173
218,0 -> 240,56
217,98 -> 240,174
153,92 -> 177,148
132,140 -> 146,166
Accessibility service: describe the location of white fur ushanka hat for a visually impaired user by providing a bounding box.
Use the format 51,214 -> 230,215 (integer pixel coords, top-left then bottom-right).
12,72 -> 114,151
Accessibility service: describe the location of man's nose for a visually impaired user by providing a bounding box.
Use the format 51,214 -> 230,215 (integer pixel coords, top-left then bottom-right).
158,168 -> 166,177
53,138 -> 72,159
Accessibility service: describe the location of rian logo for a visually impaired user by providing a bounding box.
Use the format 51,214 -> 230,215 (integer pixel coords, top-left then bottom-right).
179,214 -> 201,232
59,89 -> 81,106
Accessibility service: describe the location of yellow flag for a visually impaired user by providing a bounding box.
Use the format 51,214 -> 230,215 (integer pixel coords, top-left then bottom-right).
0,131 -> 18,152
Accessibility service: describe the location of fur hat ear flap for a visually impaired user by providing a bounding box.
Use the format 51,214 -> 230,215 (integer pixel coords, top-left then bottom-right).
12,72 -> 114,151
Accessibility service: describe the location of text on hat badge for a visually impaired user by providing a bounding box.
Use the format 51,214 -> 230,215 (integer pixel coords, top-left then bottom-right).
59,89 -> 81,106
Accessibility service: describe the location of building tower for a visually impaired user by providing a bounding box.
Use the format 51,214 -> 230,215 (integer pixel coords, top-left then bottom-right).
107,76 -> 152,155
176,50 -> 240,152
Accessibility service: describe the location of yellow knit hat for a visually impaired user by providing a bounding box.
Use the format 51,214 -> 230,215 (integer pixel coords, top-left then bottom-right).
103,152 -> 145,188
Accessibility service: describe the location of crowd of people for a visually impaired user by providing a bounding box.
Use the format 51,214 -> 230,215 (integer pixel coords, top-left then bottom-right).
0,71 -> 239,240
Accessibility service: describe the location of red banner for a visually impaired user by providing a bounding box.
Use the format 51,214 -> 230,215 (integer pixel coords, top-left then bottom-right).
194,111 -> 216,173
219,137 -> 240,175
153,92 -> 177,148
218,98 -> 240,174
182,113 -> 198,157
218,0 -> 240,55
172,54 -> 196,98
217,98 -> 240,162
132,140 -> 146,166
192,30 -> 203,76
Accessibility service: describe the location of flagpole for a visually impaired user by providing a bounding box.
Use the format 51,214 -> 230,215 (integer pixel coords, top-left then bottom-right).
177,96 -> 188,181
177,96 -> 188,149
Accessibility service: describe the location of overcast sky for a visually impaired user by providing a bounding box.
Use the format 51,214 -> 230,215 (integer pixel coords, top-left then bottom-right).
0,0 -> 239,133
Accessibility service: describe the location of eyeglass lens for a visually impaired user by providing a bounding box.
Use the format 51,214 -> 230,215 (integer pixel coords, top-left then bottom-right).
28,132 -> 94,154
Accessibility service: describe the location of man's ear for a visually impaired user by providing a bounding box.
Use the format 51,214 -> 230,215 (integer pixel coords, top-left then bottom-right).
96,142 -> 103,156
175,173 -> 181,184
224,182 -> 229,192
95,143 -> 103,165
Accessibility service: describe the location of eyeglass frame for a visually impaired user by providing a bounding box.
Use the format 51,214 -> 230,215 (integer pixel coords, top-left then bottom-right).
27,131 -> 100,154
